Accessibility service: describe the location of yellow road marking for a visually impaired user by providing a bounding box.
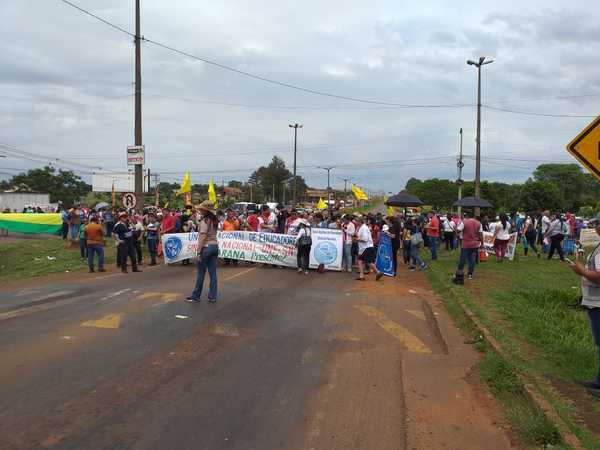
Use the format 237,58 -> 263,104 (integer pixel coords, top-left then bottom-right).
354,305 -> 431,354
135,292 -> 179,303
405,309 -> 425,321
81,313 -> 123,329
224,267 -> 256,281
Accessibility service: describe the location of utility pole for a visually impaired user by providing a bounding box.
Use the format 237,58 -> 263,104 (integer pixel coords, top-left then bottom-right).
250,184 -> 253,203
467,56 -> 493,216
134,0 -> 143,206
338,177 -> 351,203
318,166 -> 334,214
289,123 -> 303,206
272,184 -> 275,202
457,128 -> 464,217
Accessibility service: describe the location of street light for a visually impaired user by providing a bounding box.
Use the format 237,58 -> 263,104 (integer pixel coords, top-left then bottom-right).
467,56 -> 493,215
318,166 -> 335,213
289,123 -> 303,206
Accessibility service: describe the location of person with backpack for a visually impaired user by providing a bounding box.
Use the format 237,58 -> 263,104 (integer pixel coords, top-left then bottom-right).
408,219 -> 427,271
295,220 -> 312,274
545,212 -> 567,262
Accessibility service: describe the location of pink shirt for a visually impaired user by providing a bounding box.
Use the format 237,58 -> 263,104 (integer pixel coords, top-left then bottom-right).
461,218 -> 483,249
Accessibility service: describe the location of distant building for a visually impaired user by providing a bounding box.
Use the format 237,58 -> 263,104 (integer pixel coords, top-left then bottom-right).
0,192 -> 52,212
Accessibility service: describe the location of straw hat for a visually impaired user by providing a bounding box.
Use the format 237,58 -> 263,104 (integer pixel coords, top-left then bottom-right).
196,200 -> 216,214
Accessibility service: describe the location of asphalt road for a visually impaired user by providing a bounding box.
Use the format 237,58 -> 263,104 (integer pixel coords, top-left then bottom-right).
0,262 -> 516,450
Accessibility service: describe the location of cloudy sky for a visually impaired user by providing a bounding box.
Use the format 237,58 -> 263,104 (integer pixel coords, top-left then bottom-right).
1,0 -> 599,194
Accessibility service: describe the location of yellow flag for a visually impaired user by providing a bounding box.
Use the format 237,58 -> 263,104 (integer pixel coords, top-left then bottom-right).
387,206 -> 395,216
316,198 -> 327,210
351,184 -> 369,201
176,171 -> 191,195
208,179 -> 218,207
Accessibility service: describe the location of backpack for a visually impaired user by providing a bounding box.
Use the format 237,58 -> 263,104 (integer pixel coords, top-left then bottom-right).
298,227 -> 312,246
410,231 -> 423,247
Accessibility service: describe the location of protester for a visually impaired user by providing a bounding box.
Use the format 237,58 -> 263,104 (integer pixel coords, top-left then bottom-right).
132,217 -> 144,265
570,213 -> 600,398
145,213 -> 160,266
104,208 -> 114,237
493,213 -> 511,262
425,211 -> 440,261
545,212 -> 567,262
61,206 -> 69,240
69,205 -> 81,240
78,218 -> 88,260
408,220 -> 427,271
258,205 -> 277,233
454,211 -> 483,282
382,216 -> 400,275
85,216 -> 105,273
522,213 -> 541,258
341,215 -> 355,273
541,210 -> 551,253
222,209 -> 240,266
355,216 -> 383,281
443,213 -> 456,251
187,200 -> 219,303
113,212 -> 141,273
296,221 -> 312,274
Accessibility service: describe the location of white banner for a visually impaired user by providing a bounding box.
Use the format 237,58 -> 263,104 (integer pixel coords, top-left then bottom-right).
309,228 -> 343,270
161,229 -> 344,270
482,231 -> 518,261
162,231 -> 297,267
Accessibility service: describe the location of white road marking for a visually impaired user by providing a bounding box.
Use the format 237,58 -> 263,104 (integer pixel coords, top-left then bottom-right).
101,289 -> 132,301
224,267 -> 256,281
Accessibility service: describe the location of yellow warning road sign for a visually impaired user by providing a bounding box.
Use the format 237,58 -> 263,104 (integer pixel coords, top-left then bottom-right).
566,116 -> 600,180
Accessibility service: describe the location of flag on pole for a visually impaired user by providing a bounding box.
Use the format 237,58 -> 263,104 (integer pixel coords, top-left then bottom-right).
208,179 -> 218,207
316,198 -> 327,210
351,184 -> 369,201
176,171 -> 191,196
387,205 -> 395,216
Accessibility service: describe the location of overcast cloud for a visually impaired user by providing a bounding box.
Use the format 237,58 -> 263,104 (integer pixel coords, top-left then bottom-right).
1,0 -> 599,193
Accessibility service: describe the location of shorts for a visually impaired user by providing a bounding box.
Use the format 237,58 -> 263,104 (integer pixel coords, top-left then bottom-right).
358,247 -> 376,264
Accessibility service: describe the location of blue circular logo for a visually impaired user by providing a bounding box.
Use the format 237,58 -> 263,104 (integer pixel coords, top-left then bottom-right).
314,241 -> 337,265
164,236 -> 183,260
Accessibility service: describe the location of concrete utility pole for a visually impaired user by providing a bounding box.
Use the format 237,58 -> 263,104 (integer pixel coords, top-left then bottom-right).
467,56 -> 493,215
288,123 -> 303,206
318,166 -> 334,213
134,0 -> 143,203
457,128 -> 464,217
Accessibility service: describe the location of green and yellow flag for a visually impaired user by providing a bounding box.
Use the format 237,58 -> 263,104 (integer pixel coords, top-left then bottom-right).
208,179 -> 218,207
0,213 -> 62,234
351,184 -> 369,201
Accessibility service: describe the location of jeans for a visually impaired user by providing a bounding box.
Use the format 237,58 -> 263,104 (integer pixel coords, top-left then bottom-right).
134,240 -> 143,264
444,232 -> 455,250
410,245 -> 426,268
429,237 -> 438,260
191,245 -> 219,300
87,244 -> 104,269
548,235 -> 565,261
118,242 -> 138,272
79,238 -> 87,258
70,223 -> 80,240
458,248 -> 478,276
588,308 -> 600,383
297,244 -> 311,271
105,221 -> 114,237
147,239 -> 158,265
524,232 -> 539,255
61,223 -> 69,240
342,243 -> 353,271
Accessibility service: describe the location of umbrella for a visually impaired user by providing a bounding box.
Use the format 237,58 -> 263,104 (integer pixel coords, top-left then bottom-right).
452,196 -> 493,208
95,202 -> 109,211
385,192 -> 424,207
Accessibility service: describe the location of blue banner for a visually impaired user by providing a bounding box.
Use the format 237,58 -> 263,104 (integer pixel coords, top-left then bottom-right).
376,233 -> 395,277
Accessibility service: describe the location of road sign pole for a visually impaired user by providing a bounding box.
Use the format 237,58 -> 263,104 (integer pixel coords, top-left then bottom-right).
134,0 -> 143,208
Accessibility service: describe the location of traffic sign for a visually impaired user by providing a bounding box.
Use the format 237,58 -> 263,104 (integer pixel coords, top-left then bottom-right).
566,115 -> 600,180
122,192 -> 137,209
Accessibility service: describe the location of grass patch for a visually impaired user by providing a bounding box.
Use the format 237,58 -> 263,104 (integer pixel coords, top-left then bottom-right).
424,246 -> 600,448
0,239 -> 116,281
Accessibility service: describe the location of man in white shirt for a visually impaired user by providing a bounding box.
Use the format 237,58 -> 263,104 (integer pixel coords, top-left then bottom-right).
355,216 -> 383,281
342,215 -> 356,272
258,205 -> 277,233
541,210 -> 551,252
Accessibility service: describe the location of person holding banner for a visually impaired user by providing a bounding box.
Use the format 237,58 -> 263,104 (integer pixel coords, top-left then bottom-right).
296,221 -> 312,274
187,201 -> 220,304
355,216 -> 384,282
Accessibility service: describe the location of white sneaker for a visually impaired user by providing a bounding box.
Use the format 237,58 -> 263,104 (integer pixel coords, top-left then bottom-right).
298,268 -> 303,273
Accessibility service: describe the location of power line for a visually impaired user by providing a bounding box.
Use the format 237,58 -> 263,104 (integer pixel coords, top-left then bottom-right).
483,105 -> 597,118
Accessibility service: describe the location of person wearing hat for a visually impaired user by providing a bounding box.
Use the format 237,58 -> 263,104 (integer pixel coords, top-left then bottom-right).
187,200 -> 219,303
112,212 -> 141,273
570,213 -> 600,398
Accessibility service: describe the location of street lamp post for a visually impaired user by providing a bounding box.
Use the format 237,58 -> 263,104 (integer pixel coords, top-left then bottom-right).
289,123 -> 303,206
467,56 -> 493,216
457,128 -> 464,217
318,166 -> 334,214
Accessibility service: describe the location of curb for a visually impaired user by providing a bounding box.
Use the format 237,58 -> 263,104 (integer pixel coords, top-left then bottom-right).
432,272 -> 584,450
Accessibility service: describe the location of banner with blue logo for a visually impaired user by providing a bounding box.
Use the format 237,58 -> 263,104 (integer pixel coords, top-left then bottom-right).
376,233 -> 395,277
309,228 -> 343,271
162,229 -> 343,271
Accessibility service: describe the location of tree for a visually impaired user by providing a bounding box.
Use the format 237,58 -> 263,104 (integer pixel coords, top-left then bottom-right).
405,178 -> 457,209
520,180 -> 563,212
8,166 -> 90,204
533,164 -> 585,211
248,156 -> 308,203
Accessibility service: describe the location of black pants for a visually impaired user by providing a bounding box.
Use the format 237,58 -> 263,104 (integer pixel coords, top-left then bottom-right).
524,232 -> 539,255
402,240 -> 411,264
297,244 -> 311,271
444,232 -> 454,250
548,234 -> 564,261
118,242 -> 138,272
391,242 -> 399,274
61,223 -> 69,240
351,242 -> 358,266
